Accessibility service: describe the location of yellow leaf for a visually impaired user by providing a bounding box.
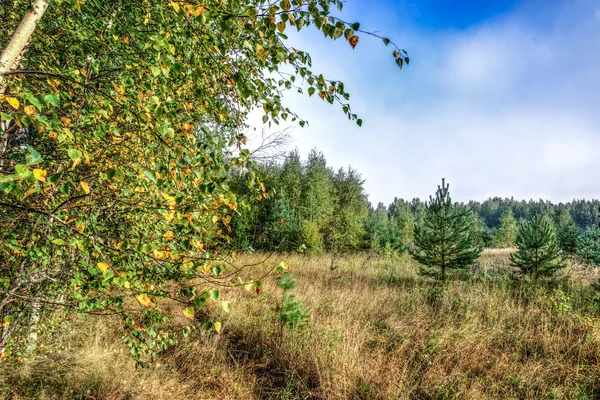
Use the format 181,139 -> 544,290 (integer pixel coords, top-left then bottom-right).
97,262 -> 109,272
212,215 -> 219,223
223,215 -> 232,225
183,260 -> 193,269
214,321 -> 221,333
137,294 -> 155,308
163,231 -> 174,241
115,84 -> 124,96
80,181 -> 90,194
349,35 -> 359,49
33,169 -> 47,182
7,97 -> 19,109
192,6 -> 206,16
168,1 -> 180,11
76,222 -> 85,234
256,45 -> 268,61
124,281 -> 131,289
60,117 -> 71,126
277,22 -> 286,33
183,307 -> 195,321
23,105 -> 36,115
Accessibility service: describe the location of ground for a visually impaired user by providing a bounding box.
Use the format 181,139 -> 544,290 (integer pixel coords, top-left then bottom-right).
2,251 -> 600,399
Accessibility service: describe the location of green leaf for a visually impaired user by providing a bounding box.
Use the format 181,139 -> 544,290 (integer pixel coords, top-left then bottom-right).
357,119 -> 363,127
396,58 -> 403,69
25,146 -> 42,165
350,22 -> 360,31
44,94 -> 60,107
382,37 -> 390,46
280,0 -> 291,11
52,238 -> 66,245
103,269 -> 114,280
194,297 -> 206,309
221,301 -> 231,313
68,148 -> 82,160
150,66 -> 161,77
143,170 -> 157,182
47,172 -> 62,184
308,87 -> 315,97
209,289 -> 219,301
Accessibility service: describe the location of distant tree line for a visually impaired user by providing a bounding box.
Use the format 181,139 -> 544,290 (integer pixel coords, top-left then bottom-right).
229,149 -> 600,260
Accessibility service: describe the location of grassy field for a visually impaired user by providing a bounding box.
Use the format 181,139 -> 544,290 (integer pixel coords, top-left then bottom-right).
2,252 -> 600,399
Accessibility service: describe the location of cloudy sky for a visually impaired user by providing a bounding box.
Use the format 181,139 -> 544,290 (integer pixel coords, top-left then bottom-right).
250,0 -> 600,205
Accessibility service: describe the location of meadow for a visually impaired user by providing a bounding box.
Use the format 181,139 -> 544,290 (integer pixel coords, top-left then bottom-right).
3,251 -> 600,400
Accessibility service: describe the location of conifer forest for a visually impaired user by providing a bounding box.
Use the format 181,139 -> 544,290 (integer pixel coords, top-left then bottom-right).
2,1 -> 600,399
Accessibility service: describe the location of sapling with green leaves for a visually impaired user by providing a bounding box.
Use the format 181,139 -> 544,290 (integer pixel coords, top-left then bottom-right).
409,179 -> 483,282
510,214 -> 567,279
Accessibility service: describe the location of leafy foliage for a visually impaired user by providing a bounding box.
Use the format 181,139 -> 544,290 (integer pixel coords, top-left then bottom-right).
410,179 -> 483,282
510,214 -> 567,279
493,209 -> 518,248
0,0 -> 406,362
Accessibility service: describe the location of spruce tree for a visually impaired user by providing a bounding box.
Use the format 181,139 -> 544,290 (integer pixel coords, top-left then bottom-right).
493,209 -> 518,248
410,179 -> 483,282
510,214 -> 567,279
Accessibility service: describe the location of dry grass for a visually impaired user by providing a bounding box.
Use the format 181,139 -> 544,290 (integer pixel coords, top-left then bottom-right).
3,253 -> 600,399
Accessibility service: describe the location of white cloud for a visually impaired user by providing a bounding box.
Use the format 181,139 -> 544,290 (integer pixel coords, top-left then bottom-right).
247,0 -> 600,204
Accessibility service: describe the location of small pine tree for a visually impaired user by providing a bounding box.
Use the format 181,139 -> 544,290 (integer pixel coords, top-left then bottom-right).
275,272 -> 311,330
493,209 -> 518,248
410,179 -> 483,282
556,210 -> 580,255
576,229 -> 600,266
510,214 -> 567,279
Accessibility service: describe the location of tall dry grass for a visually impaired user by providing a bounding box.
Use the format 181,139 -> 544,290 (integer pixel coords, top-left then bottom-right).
2,253 -> 600,399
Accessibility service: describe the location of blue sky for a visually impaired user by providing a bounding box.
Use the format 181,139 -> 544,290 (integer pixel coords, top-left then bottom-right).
249,0 -> 600,205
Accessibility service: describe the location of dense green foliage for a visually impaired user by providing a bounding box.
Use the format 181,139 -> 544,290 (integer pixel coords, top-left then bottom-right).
493,209 -> 518,248
576,229 -> 600,267
1,0 -> 407,363
229,149 -> 369,254
409,179 -> 483,282
510,214 -> 567,279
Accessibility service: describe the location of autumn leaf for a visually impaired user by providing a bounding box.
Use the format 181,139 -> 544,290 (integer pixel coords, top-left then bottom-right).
80,181 -> 91,194
97,262 -> 109,272
137,294 -> 156,308
318,91 -> 327,100
23,105 -> 36,115
163,231 -> 174,241
33,169 -> 47,182
6,97 -> 19,109
212,215 -> 219,223
348,35 -> 359,49
214,321 -> 222,333
182,307 -> 195,321
256,45 -> 269,61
